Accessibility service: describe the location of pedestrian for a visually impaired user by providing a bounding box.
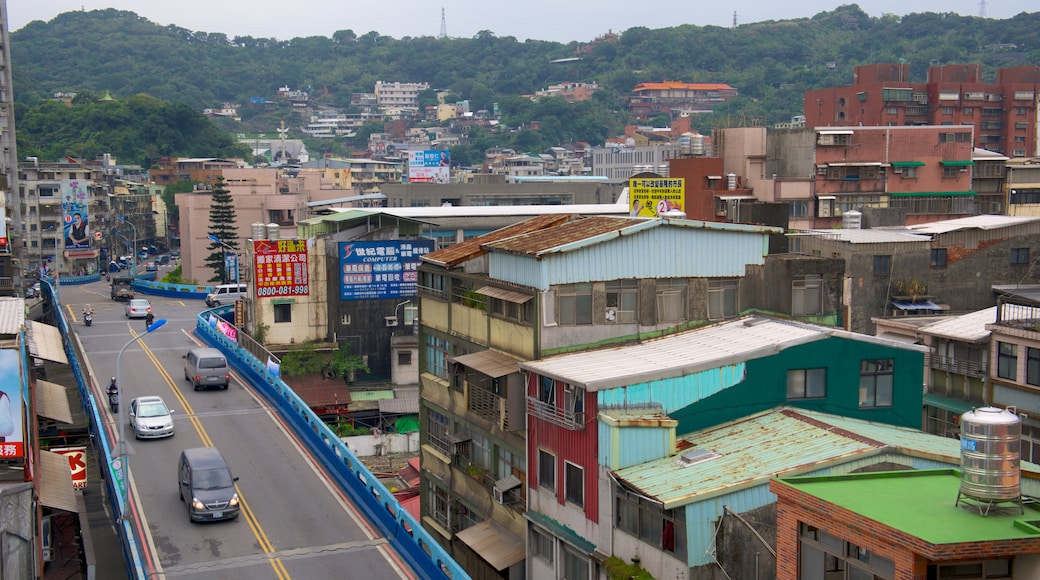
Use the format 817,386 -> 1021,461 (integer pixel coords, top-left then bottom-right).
145,311 -> 155,328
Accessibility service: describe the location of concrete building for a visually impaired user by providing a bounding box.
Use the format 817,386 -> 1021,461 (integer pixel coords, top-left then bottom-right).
804,63 -> 1040,158
374,81 -> 429,112
589,143 -> 683,182
148,157 -> 246,188
1006,157 -> 1040,216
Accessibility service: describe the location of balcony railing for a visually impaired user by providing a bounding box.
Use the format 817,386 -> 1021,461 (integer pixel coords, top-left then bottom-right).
526,397 -> 584,430
465,381 -> 521,430
926,353 -> 987,378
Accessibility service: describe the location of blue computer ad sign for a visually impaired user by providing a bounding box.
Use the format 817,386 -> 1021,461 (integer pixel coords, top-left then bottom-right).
339,240 -> 434,300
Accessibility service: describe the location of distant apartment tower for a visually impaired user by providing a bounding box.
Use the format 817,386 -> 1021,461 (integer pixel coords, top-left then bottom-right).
374,81 -> 430,112
804,63 -> 1040,157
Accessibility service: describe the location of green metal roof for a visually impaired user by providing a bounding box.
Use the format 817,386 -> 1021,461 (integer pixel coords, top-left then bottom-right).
525,510 -> 597,553
612,408 -> 1040,510
890,161 -> 925,167
776,469 -> 1040,544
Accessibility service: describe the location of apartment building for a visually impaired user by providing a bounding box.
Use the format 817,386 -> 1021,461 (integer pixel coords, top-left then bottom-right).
374,81 -> 429,112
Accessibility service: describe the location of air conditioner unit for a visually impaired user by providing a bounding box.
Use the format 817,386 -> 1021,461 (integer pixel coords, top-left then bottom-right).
385,316 -> 398,327
494,487 -> 512,504
493,474 -> 521,504
817,134 -> 835,146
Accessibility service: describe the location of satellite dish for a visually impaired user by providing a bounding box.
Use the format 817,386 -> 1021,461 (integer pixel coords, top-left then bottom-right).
605,308 -> 617,322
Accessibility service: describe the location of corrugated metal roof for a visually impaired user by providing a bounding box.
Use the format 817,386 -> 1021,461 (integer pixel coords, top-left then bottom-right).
916,306 -> 998,343
0,298 -> 25,335
799,229 -> 931,244
612,408 -> 1040,510
520,317 -> 830,392
378,388 -> 419,414
422,214 -> 575,268
908,214 -> 1040,234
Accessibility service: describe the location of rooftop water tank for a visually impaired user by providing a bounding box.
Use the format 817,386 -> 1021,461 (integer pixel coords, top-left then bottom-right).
726,173 -> 737,190
266,223 -> 280,240
250,223 -> 266,239
842,210 -> 862,230
957,407 -> 1022,513
690,133 -> 705,156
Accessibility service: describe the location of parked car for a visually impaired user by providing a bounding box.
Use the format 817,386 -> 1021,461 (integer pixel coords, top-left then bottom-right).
129,396 -> 174,439
171,249 -> 181,258
125,298 -> 151,318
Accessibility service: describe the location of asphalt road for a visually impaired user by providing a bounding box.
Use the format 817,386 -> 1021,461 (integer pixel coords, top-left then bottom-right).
64,279 -> 416,579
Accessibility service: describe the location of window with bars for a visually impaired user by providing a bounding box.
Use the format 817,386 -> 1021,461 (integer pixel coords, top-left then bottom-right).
859,359 -> 894,408
616,486 -> 687,559
538,449 -> 556,492
656,279 -> 687,322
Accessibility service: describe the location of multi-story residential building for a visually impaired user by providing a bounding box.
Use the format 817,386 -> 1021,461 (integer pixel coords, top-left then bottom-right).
589,143 -> 683,182
532,82 -> 601,103
1006,157 -> 1040,216
804,63 -> 1040,157
973,148 -> 1009,215
149,157 -> 246,187
374,81 -> 429,112
986,292 -> 1040,466
519,316 -> 931,580
627,81 -> 738,119
416,214 -> 849,578
0,3 -> 19,285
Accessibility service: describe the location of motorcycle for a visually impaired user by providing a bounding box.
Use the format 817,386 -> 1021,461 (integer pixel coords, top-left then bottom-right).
107,388 -> 119,414
84,311 -> 93,327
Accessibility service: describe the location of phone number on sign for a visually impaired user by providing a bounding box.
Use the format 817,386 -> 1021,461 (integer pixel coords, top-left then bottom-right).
256,285 -> 309,297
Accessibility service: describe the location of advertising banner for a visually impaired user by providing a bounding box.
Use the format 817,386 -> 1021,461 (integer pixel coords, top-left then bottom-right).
339,240 -> 434,300
62,179 -> 91,249
51,447 -> 88,490
253,239 -> 309,297
0,349 -> 23,459
408,150 -> 450,183
628,177 -> 686,217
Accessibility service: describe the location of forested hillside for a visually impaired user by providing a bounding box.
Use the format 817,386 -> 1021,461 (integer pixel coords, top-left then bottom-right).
8,5 -> 1040,165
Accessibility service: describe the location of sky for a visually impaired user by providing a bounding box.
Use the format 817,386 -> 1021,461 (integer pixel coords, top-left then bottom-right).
5,1 -> 1036,44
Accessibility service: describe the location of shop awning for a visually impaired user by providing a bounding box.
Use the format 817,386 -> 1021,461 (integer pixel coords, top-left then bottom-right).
36,380 -> 73,424
476,286 -> 532,304
716,195 -> 756,201
456,519 -> 525,571
825,161 -> 884,167
817,130 -> 854,135
448,350 -> 520,378
526,510 -> 597,553
940,160 -> 974,166
924,392 -> 976,415
27,321 -> 68,364
890,161 -> 925,167
39,450 -> 78,512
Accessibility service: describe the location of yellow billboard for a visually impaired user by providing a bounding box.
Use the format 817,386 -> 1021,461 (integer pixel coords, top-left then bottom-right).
629,178 -> 685,217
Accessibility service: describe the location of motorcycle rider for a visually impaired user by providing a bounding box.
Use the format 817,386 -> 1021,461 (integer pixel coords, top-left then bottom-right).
82,304 -> 94,326
107,377 -> 119,413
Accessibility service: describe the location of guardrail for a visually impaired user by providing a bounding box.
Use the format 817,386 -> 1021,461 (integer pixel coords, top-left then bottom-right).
195,307 -> 467,580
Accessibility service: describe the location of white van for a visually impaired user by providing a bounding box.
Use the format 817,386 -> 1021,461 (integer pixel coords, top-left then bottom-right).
205,283 -> 248,307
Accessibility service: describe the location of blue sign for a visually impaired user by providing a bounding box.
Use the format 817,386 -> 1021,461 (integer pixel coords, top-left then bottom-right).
339,240 -> 433,300
225,254 -> 239,283
961,438 -> 978,452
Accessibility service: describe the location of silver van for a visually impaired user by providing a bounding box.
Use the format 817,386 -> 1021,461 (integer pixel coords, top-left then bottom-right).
205,283 -> 248,307
183,347 -> 230,391
178,447 -> 240,522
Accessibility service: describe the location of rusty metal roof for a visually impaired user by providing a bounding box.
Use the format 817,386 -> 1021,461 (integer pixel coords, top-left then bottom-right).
482,215 -> 640,256
422,213 -> 576,268
612,408 -> 1036,510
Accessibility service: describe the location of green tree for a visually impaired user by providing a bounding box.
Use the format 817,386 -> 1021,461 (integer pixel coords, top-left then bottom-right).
203,178 -> 240,283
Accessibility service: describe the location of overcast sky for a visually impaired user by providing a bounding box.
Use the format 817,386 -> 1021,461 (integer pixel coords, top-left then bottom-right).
5,1 -> 1035,43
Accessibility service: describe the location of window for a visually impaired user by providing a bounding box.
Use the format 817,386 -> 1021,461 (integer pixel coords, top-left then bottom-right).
935,560 -> 1012,579
901,166 -> 918,179
963,107 -> 974,115
792,275 -> 823,316
564,462 -> 584,507
997,342 -> 1018,381
859,359 -> 894,408
1011,247 -> 1030,265
943,165 -> 960,178
564,383 -> 585,424
931,248 -> 948,267
605,280 -> 638,323
490,297 -> 532,324
425,408 -> 452,454
424,334 -> 450,380
273,303 -> 292,323
939,132 -> 971,143
1028,348 -> 1040,387
656,279 -> 687,322
538,449 -> 555,492
530,527 -> 553,563
397,351 -> 412,366
539,376 -> 556,405
873,255 -> 892,275
789,200 -> 809,218
886,107 -> 898,115
421,272 -> 446,299
562,547 -> 590,580
428,482 -> 450,529
708,279 -> 738,320
787,368 -> 827,399
616,486 -> 688,559
799,523 -> 896,580
558,283 -> 592,325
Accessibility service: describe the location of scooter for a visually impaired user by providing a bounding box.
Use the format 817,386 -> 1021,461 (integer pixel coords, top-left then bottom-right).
108,389 -> 119,414
84,311 -> 93,327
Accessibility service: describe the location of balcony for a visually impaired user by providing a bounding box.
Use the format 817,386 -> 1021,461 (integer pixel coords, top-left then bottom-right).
526,397 -> 584,430
926,353 -> 987,378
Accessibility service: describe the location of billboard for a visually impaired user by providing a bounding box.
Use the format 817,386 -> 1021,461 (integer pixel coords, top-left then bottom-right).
62,179 -> 90,249
253,239 -> 309,297
408,150 -> 450,184
51,447 -> 88,490
629,177 -> 685,217
0,349 -> 23,459
339,240 -> 434,300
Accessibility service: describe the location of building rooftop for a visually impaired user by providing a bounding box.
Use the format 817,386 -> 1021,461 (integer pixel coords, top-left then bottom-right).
917,306 -> 999,343
519,315 -> 924,392
777,469 -> 1040,545
613,408 -> 1040,511
797,229 -> 931,244
907,214 -> 1040,235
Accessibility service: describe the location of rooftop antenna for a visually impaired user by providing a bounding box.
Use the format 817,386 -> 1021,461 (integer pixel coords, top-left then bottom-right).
978,0 -> 987,17
439,8 -> 447,39
732,11 -> 738,27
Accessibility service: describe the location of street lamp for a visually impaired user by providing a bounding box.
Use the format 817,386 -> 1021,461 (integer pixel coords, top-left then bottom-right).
208,235 -> 238,284
114,317 -> 167,520
119,217 -> 138,277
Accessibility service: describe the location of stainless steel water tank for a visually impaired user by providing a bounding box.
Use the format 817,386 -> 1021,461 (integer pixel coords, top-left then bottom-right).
959,406 -> 1021,501
842,210 -> 862,230
250,223 -> 266,239
266,223 -> 280,240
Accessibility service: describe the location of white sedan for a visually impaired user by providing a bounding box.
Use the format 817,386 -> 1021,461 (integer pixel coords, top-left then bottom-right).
128,396 -> 174,439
